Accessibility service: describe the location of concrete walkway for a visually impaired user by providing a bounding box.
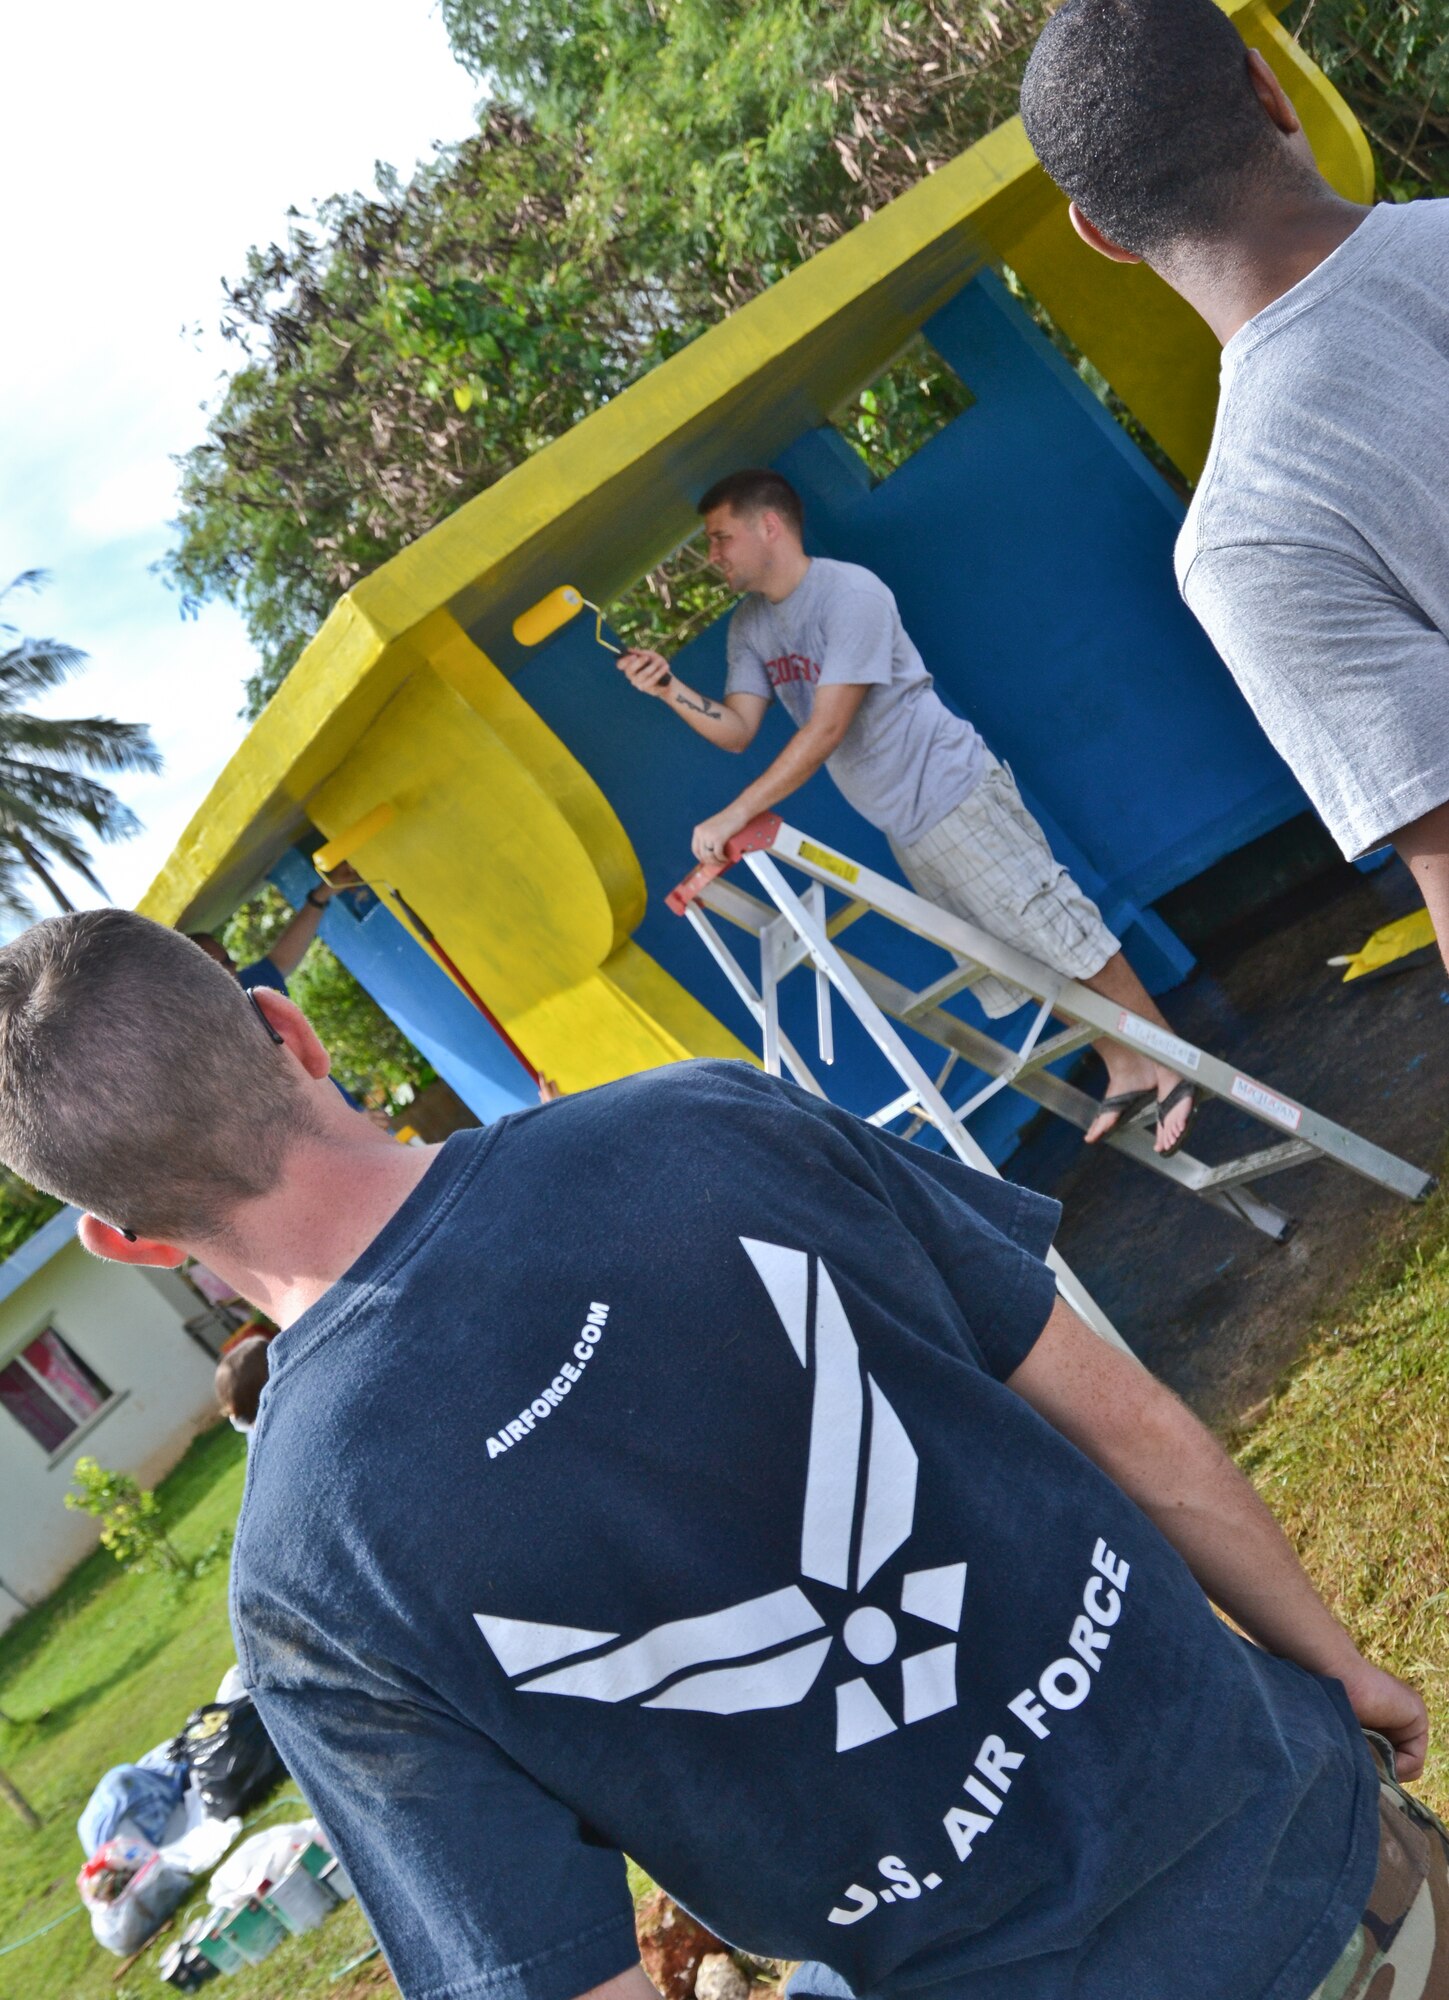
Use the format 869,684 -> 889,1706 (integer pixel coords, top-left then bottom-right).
1009,857 -> 1449,1425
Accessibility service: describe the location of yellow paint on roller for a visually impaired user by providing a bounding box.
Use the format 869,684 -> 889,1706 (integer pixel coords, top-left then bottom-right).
312,802 -> 397,875
513,586 -> 586,647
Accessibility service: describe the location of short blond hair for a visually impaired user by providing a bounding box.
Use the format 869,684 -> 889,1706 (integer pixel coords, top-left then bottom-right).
0,910 -> 319,1241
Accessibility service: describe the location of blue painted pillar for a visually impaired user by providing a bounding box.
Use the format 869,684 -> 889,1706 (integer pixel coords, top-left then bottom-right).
268,848 -> 537,1124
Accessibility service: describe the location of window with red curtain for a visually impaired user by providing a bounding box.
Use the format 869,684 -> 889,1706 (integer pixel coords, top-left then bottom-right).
0,1330 -> 110,1453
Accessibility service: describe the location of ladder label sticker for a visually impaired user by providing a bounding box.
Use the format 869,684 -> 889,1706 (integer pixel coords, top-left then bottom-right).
798,840 -> 860,885
1231,1075 -> 1303,1131
1114,1013 -> 1202,1072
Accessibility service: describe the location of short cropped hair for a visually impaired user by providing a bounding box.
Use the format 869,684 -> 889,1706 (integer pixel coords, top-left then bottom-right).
697,469 -> 804,537
216,1334 -> 271,1424
0,910 -> 319,1242
1020,0 -> 1303,259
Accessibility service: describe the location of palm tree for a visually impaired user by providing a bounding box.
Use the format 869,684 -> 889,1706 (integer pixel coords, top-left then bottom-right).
0,572 -> 161,916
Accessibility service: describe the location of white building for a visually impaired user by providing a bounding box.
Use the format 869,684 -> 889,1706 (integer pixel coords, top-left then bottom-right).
0,1209 -> 236,1633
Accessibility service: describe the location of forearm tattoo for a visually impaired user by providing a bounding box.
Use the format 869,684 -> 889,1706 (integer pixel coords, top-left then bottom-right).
674,688 -> 723,720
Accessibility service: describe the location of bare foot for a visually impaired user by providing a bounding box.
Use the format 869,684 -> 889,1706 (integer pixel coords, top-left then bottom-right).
1152,1073 -> 1195,1155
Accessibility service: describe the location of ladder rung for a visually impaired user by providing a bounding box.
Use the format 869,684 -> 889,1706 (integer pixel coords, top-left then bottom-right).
681,827 -> 1434,1225
1012,1023 -> 1096,1077
1190,1140 -> 1320,1193
867,1087 -> 922,1128
901,965 -> 985,1021
826,899 -> 870,939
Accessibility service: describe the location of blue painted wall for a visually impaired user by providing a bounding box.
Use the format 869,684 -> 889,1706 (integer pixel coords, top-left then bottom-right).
474,273 -> 1312,1156
293,272 -> 1312,1157
811,274 -> 1309,904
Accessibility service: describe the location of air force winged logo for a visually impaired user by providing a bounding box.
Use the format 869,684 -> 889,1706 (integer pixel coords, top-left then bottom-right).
474,1240 -> 966,1753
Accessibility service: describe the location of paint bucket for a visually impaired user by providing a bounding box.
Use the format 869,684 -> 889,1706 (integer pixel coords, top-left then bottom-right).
158,1932 -> 220,1989
193,1921 -> 248,1974
217,1895 -> 288,1964
320,1856 -> 356,1901
157,1920 -> 220,1990
262,1855 -> 337,1934
297,1839 -> 334,1881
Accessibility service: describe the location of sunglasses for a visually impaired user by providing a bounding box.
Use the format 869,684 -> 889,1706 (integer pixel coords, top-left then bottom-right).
117,990 -> 284,1242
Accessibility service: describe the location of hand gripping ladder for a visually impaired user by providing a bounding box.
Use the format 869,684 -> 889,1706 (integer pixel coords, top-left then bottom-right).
667,815 -> 1435,1351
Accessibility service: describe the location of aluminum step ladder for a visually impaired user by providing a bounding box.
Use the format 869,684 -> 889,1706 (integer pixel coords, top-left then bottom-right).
667,814 -> 1434,1350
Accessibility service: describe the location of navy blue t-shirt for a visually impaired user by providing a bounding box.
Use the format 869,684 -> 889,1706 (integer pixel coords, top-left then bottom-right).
237,956 -> 289,997
231,1062 -> 1376,2000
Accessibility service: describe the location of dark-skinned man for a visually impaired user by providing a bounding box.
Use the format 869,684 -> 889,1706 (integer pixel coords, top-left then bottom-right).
1021,0 -> 1449,969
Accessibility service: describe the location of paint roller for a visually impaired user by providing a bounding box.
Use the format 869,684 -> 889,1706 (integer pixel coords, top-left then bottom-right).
311,804 -> 545,1088
511,586 -> 670,685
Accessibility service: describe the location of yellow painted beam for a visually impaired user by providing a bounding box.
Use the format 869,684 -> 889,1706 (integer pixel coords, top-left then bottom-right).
295,637 -> 750,1084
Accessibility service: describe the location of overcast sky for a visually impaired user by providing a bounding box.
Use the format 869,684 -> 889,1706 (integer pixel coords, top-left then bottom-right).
0,1 -> 481,923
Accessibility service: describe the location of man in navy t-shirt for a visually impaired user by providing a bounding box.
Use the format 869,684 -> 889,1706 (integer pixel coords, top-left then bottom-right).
0,911 -> 1432,2000
187,871 -> 344,994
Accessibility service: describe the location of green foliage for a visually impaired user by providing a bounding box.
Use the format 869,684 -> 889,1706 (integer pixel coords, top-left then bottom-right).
0,573 -> 161,916
0,1424 -> 379,1996
1285,0 -> 1449,199
222,885 -> 436,1111
385,265 -> 641,433
167,0 -> 1448,707
63,1459 -> 192,1581
830,335 -> 977,484
440,2 -> 1051,299
163,114 -> 687,714
0,1171 -> 62,1260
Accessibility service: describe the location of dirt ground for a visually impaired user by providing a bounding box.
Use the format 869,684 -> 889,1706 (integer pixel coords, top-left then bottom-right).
1008,855 -> 1449,1426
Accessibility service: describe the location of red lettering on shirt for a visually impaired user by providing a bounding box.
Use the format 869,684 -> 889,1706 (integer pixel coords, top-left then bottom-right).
765,653 -> 821,689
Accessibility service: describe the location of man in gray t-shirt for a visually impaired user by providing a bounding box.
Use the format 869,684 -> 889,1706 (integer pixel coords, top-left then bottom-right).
723,549 -> 985,851
618,468 -> 1199,1153
1022,0 -> 1449,969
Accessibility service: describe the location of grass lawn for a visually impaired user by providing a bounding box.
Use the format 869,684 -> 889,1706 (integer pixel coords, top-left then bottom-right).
0,1423 -> 381,1998
1234,1177 -> 1449,1818
4,1179 -> 1449,1996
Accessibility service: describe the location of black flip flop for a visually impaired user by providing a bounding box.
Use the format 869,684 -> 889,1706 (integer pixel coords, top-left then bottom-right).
1087,1085 -> 1157,1142
1155,1079 -> 1200,1158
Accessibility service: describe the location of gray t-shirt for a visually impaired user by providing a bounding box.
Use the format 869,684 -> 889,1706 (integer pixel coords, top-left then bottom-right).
1176,199 -> 1449,859
725,557 -> 984,848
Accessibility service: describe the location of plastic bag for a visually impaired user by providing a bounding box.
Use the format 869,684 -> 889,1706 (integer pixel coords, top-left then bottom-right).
78,1835 -> 154,1907
77,1757 -> 188,1856
78,1839 -> 195,1955
206,1818 -> 322,1908
160,1808 -> 239,1880
215,1662 -> 248,1705
170,1697 -> 285,1819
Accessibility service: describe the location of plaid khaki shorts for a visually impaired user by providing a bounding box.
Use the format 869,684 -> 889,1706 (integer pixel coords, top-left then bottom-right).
1308,1734 -> 1449,2000
889,758 -> 1120,1019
